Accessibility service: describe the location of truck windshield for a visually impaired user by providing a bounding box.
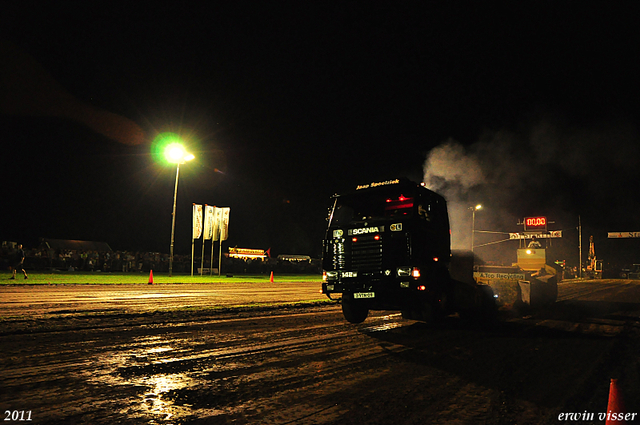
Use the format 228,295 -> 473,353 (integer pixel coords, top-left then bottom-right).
331,192 -> 414,226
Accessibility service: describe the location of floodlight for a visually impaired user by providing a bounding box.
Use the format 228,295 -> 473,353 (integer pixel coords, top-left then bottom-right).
165,143 -> 192,163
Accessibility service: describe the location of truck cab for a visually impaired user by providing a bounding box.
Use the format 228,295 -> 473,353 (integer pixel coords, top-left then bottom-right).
322,178 -> 455,323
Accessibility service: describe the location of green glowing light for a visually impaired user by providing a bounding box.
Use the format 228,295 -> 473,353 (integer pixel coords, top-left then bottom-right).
152,132 -> 194,165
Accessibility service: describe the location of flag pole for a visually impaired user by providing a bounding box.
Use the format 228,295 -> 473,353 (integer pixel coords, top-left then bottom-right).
191,203 -> 195,276
191,237 -> 195,276
200,233 -> 206,276
214,238 -> 216,276
200,204 -> 207,275
218,238 -> 222,276
218,211 -> 223,276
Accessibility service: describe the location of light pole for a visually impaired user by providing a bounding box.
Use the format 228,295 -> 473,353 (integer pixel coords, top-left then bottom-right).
470,204 -> 482,252
166,143 -> 195,276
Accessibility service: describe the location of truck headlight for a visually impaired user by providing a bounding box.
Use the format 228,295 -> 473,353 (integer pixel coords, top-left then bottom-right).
324,271 -> 338,281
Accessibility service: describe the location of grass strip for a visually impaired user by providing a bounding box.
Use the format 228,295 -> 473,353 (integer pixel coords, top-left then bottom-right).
0,271 -> 322,285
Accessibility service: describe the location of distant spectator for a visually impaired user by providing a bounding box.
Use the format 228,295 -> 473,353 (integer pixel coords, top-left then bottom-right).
10,244 -> 28,279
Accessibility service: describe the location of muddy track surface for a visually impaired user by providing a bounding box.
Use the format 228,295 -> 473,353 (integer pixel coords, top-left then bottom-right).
1,280 -> 640,424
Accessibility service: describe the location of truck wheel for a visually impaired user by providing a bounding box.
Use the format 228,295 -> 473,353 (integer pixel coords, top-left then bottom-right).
342,298 -> 369,323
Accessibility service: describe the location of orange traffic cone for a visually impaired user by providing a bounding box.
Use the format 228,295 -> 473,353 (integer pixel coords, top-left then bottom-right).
148,270 -> 154,285
270,271 -> 274,283
606,379 -> 626,425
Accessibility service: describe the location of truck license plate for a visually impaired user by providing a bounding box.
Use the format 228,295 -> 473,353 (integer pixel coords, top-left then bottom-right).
354,292 -> 375,299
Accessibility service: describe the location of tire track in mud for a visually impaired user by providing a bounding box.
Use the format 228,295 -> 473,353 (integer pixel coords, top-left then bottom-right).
2,281 -> 640,424
89,310 -> 406,424
0,306 -> 407,424
0,282 -> 328,320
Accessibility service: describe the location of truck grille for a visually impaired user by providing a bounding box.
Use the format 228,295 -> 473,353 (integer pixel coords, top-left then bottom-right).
331,240 -> 346,270
350,239 -> 383,270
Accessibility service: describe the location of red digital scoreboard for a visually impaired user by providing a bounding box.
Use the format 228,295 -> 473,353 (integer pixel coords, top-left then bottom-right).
524,216 -> 547,232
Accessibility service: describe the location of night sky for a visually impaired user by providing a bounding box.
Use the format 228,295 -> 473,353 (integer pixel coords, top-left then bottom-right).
2,3 -> 640,266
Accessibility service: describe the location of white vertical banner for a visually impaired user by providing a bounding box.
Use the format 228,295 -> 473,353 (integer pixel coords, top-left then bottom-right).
192,204 -> 203,240
192,204 -> 203,276
200,205 -> 213,275
212,207 -> 220,276
218,207 -> 230,276
204,205 -> 215,276
212,207 -> 222,242
220,207 -> 230,241
204,206 -> 215,240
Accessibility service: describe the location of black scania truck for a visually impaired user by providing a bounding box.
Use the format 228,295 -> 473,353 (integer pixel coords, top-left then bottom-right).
321,178 -> 495,324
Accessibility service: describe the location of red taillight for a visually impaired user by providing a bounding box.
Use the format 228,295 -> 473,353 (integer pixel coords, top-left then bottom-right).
417,285 -> 426,291
352,237 -> 358,242
433,257 -> 439,262
412,267 -> 421,278
374,235 -> 380,240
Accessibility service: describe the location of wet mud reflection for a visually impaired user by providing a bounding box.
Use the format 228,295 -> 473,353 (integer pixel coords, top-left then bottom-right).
74,310 -> 407,423
139,374 -> 192,421
87,336 -> 203,422
360,313 -> 405,333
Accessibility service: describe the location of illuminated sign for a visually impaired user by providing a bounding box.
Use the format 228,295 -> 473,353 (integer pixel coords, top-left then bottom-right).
356,179 -> 400,190
510,231 -> 562,239
524,216 -> 547,232
608,232 -> 640,238
348,226 -> 381,235
228,247 -> 267,260
474,272 -> 525,281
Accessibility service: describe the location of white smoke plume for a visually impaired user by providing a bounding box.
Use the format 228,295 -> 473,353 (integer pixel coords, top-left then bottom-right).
423,138 -> 486,251
423,118 -> 639,262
